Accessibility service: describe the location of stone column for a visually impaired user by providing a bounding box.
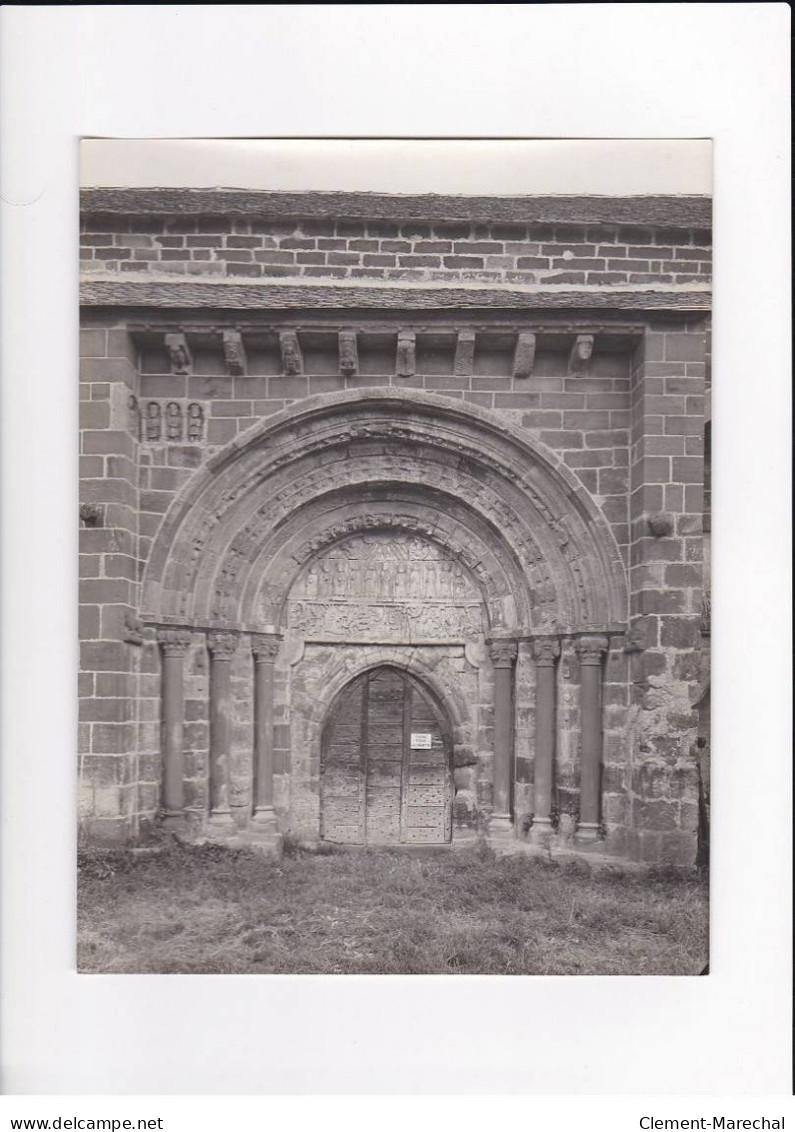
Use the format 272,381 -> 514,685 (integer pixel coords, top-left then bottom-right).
490,640 -> 518,833
576,634 -> 609,841
251,633 -> 280,826
157,629 -> 192,828
531,636 -> 560,839
207,631 -> 237,826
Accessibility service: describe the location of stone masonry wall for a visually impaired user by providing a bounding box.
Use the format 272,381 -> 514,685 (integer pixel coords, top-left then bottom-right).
80,213 -> 712,288
78,193 -> 710,860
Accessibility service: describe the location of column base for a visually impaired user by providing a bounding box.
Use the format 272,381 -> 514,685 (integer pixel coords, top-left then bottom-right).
530,816 -> 554,843
251,805 -> 278,829
161,810 -> 185,831
489,813 -> 515,838
575,821 -> 601,842
207,808 -> 236,830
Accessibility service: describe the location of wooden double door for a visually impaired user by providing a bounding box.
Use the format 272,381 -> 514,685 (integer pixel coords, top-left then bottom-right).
321,667 -> 453,845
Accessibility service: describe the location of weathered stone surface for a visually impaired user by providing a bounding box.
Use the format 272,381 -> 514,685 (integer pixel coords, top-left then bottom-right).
77,190 -> 710,866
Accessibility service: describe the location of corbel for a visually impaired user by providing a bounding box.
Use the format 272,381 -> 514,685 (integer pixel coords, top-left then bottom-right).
164,332 -> 192,376
396,330 -> 416,378
569,334 -> 595,373
512,331 -> 536,379
339,329 -> 359,377
222,329 -> 247,377
279,329 -> 303,375
453,329 -> 476,376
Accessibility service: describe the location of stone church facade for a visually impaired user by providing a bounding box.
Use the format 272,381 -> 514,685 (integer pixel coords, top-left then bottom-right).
78,188 -> 711,866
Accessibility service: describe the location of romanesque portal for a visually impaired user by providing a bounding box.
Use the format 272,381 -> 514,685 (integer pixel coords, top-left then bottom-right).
78,188 -> 711,866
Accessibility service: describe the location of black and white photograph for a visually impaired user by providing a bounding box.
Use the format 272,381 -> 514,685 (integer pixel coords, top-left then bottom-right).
77,138 -> 712,976
1,3 -> 789,1106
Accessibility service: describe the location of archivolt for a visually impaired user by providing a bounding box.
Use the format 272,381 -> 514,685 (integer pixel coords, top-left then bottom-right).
143,389 -> 628,632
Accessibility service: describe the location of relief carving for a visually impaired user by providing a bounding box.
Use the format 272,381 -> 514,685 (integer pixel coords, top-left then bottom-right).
279,330 -> 303,375
285,533 -> 485,641
396,330 -> 416,378
145,401 -> 162,441
222,330 -> 247,377
339,330 -> 358,377
165,333 -> 192,376
166,401 -> 183,441
187,402 -> 204,442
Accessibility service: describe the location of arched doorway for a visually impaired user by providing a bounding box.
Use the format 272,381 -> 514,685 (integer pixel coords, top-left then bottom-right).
320,666 -> 453,845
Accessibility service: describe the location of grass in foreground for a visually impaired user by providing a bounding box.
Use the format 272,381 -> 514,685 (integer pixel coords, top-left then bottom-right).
77,840 -> 708,975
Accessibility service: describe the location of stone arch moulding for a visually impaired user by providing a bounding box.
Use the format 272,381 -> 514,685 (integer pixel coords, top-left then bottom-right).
142,389 -> 629,634
301,650 -> 468,741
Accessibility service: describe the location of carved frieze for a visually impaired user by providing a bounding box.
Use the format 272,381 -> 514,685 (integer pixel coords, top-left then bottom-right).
141,401 -> 205,444
285,533 -> 485,642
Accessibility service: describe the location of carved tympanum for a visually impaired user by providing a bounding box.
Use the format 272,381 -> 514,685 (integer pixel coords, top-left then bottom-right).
285,533 -> 486,641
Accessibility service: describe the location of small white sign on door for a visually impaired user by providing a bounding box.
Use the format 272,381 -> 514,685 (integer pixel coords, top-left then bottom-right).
410,732 -> 433,749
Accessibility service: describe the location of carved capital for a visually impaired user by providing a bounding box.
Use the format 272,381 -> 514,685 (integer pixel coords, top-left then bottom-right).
531,637 -> 561,666
251,633 -> 281,663
489,639 -> 518,668
513,331 -> 537,379
165,333 -> 192,376
576,634 -> 609,664
157,628 -> 192,657
222,330 -> 247,377
207,631 -> 238,660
